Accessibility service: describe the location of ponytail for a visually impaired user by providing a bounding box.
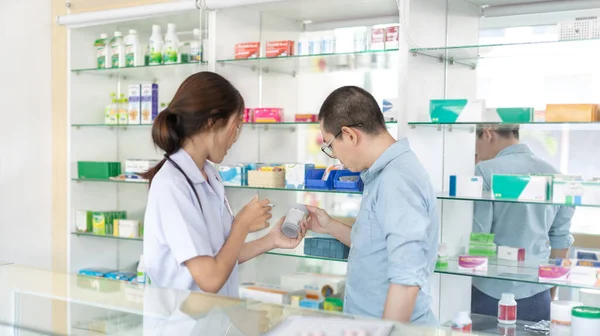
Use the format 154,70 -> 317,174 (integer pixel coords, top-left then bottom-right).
142,108 -> 181,185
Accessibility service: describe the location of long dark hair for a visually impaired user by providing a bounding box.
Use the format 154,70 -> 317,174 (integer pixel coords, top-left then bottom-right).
142,72 -> 244,185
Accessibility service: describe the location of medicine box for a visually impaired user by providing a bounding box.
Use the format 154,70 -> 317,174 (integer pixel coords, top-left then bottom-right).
458,256 -> 488,272
539,265 -> 571,282
253,107 -> 283,123
299,298 -> 324,310
429,99 -> 485,123
492,174 -> 552,201
449,175 -> 483,197
218,165 -> 245,186
141,84 -> 158,124
294,114 -> 318,122
545,104 -> 599,122
577,251 -> 600,261
553,180 -> 600,206
114,219 -> 139,238
370,27 -> 385,50
128,85 -> 141,124
75,210 -> 93,233
304,237 -> 349,260
238,283 -> 304,305
484,107 -> 534,123
280,273 -> 345,298
498,246 -> 526,262
247,170 -> 285,188
266,40 -> 295,57
77,161 -> 121,179
92,211 -> 126,236
125,159 -> 159,177
285,163 -> 315,189
385,26 -> 399,50
235,42 -> 260,59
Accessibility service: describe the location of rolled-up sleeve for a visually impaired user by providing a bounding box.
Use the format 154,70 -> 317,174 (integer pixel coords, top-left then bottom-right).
378,178 -> 431,289
473,164 -> 493,233
549,206 -> 575,249
154,181 -> 212,264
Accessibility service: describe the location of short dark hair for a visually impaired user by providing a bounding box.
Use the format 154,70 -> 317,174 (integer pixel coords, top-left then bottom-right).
319,86 -> 386,135
476,124 -> 520,140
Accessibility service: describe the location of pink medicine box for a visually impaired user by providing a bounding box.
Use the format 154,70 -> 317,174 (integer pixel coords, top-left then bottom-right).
254,108 -> 284,123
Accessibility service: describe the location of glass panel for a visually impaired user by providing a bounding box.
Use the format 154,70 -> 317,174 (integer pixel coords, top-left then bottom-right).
218,50 -> 399,75
410,37 -> 600,69
438,192 -> 600,208
72,232 -> 143,242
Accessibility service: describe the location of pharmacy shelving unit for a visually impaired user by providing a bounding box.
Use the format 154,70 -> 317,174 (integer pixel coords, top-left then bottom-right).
61,0 -> 600,332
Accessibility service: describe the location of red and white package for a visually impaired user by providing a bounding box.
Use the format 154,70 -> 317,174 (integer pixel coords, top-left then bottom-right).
371,28 -> 386,50
385,26 -> 399,50
266,40 -> 295,57
235,42 -> 260,59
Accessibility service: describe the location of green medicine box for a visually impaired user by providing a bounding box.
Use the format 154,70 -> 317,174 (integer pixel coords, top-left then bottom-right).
78,161 -> 122,179
492,174 -> 552,201
429,99 -> 485,123
485,107 -> 534,123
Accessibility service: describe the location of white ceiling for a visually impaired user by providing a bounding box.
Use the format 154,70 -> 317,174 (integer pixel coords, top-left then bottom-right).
245,0 -> 398,23
467,0 -> 553,5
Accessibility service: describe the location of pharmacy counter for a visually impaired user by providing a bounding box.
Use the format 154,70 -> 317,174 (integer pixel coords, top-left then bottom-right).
0,264 -> 491,335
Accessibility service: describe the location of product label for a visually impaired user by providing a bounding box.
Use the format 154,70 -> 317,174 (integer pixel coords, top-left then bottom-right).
163,47 -> 178,64
125,44 -> 135,67
111,48 -> 120,68
451,324 -> 472,332
96,47 -> 106,69
498,304 -> 517,322
137,272 -> 146,284
149,41 -> 162,65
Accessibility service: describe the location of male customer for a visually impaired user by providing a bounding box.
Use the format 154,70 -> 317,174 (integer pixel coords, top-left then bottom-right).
472,125 -> 575,321
306,86 -> 439,325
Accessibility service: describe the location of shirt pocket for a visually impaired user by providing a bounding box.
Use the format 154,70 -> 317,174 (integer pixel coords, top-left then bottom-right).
351,208 -> 373,251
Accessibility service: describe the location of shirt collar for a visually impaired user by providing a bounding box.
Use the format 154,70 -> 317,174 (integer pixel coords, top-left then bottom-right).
496,143 -> 532,158
168,149 -> 206,185
361,138 -> 411,184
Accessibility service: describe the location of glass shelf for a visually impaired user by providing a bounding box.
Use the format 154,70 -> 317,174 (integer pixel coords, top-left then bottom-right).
438,192 -> 600,208
71,62 -> 208,76
71,124 -> 152,128
409,121 -> 600,131
71,178 -> 149,184
71,232 -> 143,242
436,256 -> 598,291
217,49 -> 399,75
264,249 -> 348,263
410,37 -> 600,68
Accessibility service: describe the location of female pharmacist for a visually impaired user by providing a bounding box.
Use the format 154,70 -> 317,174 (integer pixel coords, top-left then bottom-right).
142,71 -> 306,295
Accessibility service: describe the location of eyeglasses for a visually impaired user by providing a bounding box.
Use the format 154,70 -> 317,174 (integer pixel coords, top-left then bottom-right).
320,123 -> 362,159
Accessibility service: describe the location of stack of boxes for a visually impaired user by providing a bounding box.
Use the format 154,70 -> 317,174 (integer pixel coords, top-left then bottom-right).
468,233 -> 497,257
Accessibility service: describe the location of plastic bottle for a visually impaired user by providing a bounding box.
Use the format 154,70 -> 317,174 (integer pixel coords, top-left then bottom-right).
451,311 -> 472,332
105,94 -> 118,125
94,33 -> 109,69
498,293 -> 517,324
163,23 -> 179,64
104,93 -> 116,124
190,28 -> 202,63
110,31 -> 126,68
124,29 -> 142,67
137,255 -> 146,284
148,25 -> 163,65
118,95 -> 128,125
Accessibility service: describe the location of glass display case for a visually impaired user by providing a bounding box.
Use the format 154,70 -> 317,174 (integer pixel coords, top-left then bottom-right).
59,0 -> 600,333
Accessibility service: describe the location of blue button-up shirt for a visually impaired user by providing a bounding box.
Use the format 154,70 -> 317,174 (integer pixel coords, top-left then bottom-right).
344,139 -> 439,325
473,144 -> 575,300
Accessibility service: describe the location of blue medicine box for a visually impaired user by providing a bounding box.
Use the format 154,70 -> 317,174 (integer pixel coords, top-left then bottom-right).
304,236 -> 350,260
333,170 -> 363,192
305,169 -> 336,190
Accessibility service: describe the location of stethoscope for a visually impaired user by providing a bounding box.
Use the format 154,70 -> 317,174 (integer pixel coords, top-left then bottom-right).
164,154 -> 235,218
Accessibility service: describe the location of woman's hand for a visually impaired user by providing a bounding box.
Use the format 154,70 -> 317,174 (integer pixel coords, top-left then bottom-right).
234,196 -> 272,233
267,216 -> 307,249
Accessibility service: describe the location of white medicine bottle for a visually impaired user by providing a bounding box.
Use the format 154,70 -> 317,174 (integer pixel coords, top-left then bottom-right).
190,28 -> 202,62
110,31 -> 126,68
95,33 -> 109,69
148,25 -> 163,65
124,29 -> 142,67
163,23 -> 179,64
498,293 -> 517,324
